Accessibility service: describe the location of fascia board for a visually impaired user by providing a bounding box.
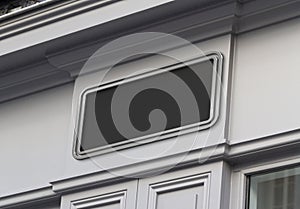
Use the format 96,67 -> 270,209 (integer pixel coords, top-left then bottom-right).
0,0 -> 175,56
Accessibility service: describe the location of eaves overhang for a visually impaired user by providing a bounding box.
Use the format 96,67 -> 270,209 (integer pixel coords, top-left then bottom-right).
1,0 -> 300,103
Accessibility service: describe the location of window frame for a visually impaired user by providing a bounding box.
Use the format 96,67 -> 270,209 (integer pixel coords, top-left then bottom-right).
73,52 -> 223,160
230,158 -> 300,209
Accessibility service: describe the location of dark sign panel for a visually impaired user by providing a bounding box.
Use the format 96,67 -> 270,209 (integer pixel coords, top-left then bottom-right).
74,53 -> 222,159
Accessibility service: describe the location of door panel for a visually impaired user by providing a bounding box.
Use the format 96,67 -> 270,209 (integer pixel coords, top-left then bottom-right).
61,162 -> 226,209
148,174 -> 209,209
70,191 -> 126,209
61,181 -> 137,209
137,162 -> 225,209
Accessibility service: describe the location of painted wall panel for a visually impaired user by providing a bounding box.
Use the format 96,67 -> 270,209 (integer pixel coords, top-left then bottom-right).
0,84 -> 73,197
61,181 -> 137,209
148,175 -> 208,209
137,162 -> 226,209
0,34 -> 231,198
230,17 -> 300,143
59,34 -> 231,180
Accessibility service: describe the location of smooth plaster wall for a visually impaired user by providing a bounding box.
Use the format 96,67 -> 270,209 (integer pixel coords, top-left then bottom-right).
0,34 -> 232,197
229,17 -> 300,143
0,84 -> 73,197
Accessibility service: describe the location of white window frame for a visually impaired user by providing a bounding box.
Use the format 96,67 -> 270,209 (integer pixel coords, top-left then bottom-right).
230,157 -> 300,209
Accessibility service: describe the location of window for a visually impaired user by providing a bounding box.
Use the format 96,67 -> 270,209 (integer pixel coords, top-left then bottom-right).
248,166 -> 300,209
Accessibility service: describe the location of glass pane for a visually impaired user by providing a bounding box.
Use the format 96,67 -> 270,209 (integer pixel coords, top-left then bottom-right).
249,166 -> 300,209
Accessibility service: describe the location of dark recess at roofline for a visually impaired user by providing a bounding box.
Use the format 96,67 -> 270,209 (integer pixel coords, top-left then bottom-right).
0,0 -> 46,16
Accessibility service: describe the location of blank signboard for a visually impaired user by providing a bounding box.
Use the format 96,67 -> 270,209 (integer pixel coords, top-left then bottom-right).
74,53 -> 222,159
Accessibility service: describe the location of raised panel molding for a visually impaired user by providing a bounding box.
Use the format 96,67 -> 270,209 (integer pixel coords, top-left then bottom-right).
61,181 -> 137,209
137,162 -> 228,209
70,191 -> 126,209
148,173 -> 210,209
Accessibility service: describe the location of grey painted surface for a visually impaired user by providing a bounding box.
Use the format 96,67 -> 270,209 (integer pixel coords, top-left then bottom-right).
61,162 -> 226,209
137,162 -> 226,209
0,84 -> 73,197
59,34 -> 231,181
1,0 -> 300,208
61,180 -> 137,209
4,15 -> 300,198
0,34 -> 231,198
230,17 -> 300,143
0,0 -> 174,56
11,198 -> 61,209
3,0 -> 300,104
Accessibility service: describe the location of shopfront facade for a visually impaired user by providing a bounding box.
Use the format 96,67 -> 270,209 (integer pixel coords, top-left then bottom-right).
1,0 -> 300,208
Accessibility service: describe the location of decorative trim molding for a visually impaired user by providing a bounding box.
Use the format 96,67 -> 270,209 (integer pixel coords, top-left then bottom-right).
1,128 -> 300,207
73,52 -> 223,159
0,187 -> 57,209
1,0 -> 300,103
0,0 -> 54,18
0,0 -> 120,39
70,191 -> 126,209
148,173 -> 210,209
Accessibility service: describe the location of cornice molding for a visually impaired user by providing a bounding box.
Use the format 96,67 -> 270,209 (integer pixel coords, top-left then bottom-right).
0,0 -> 114,37
0,0 -> 300,103
1,128 -> 300,208
0,187 -> 57,209
0,0 -> 53,17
